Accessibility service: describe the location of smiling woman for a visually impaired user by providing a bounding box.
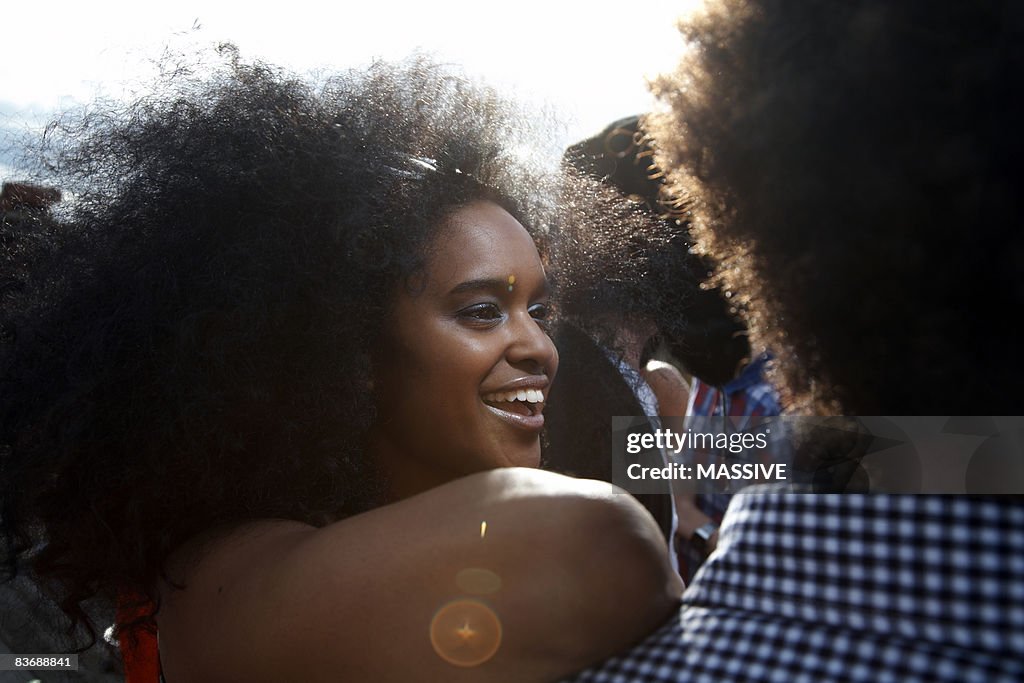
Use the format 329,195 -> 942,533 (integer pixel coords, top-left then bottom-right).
371,201 -> 559,498
0,52 -> 679,682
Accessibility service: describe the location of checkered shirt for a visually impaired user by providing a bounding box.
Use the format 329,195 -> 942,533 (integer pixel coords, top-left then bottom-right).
686,356 -> 782,423
677,356 -> 786,579
565,494 -> 1024,682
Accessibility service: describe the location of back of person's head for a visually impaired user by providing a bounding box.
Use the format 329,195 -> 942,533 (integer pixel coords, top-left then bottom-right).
650,0 -> 1024,415
562,116 -> 748,385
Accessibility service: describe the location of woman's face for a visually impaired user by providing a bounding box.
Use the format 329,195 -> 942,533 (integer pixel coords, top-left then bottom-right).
371,200 -> 558,499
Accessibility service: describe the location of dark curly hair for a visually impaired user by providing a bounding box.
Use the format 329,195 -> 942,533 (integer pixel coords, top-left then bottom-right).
650,0 -> 1024,415
0,49 -> 579,645
561,115 -> 750,386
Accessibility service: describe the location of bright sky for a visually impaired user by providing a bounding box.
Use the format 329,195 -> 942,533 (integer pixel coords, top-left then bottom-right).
1,1 -> 701,180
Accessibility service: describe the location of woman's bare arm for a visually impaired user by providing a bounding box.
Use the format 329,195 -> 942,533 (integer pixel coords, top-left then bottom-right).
157,468 -> 681,683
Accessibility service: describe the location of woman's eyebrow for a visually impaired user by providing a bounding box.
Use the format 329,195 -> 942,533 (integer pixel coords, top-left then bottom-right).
448,278 -> 550,296
448,278 -> 507,295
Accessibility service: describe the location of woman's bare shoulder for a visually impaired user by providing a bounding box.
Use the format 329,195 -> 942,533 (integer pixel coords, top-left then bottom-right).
158,469 -> 679,683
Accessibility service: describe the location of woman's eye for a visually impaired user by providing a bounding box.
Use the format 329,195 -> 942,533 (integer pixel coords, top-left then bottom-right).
529,303 -> 551,327
458,303 -> 503,323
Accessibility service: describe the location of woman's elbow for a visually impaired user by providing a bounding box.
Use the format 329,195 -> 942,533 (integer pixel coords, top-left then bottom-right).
575,490 -> 681,650
515,484 -> 681,670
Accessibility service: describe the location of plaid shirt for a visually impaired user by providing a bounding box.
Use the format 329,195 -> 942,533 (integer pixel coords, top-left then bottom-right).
686,355 -> 782,422
566,493 -> 1024,682
677,356 -> 785,579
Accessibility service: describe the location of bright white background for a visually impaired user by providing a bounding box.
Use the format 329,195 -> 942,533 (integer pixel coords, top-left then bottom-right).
0,1 -> 702,179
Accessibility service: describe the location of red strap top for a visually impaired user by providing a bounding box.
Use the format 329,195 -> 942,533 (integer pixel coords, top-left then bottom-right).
117,594 -> 160,683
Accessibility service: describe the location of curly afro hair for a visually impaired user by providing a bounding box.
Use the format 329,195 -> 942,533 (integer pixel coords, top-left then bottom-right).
561,115 -> 751,385
0,49 -> 579,643
650,0 -> 1024,415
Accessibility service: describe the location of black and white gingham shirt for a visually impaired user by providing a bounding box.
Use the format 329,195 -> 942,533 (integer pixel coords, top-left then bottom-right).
567,494 -> 1024,682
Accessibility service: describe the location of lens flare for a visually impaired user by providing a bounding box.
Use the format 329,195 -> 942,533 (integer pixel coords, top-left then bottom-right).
429,599 -> 502,667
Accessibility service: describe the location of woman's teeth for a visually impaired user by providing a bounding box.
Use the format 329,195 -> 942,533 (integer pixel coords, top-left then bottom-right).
481,387 -> 547,428
483,389 -> 545,404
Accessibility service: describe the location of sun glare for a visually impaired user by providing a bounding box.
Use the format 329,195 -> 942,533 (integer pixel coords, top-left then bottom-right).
1,1 -> 709,180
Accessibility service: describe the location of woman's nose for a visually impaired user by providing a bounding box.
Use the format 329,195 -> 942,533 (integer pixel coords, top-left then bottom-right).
506,312 -> 558,376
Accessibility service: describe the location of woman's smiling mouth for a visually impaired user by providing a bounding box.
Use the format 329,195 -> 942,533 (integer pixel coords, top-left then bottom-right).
481,386 -> 547,430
